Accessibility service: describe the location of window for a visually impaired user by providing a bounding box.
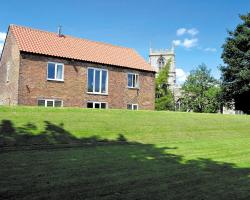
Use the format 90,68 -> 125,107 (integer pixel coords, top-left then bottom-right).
47,62 -> 64,81
38,99 -> 63,107
88,68 -> 108,94
87,101 -> 107,109
157,56 -> 166,70
128,73 -> 139,88
54,100 -> 63,107
38,100 -> 46,107
127,104 -> 138,110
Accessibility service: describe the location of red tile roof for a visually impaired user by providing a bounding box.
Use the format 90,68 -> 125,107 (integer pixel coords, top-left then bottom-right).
10,25 -> 154,72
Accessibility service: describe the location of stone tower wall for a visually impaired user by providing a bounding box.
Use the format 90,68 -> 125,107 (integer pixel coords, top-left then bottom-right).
149,49 -> 176,87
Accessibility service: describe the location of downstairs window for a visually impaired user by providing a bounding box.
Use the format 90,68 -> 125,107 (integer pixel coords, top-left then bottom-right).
38,99 -> 63,107
87,102 -> 107,109
127,104 -> 138,110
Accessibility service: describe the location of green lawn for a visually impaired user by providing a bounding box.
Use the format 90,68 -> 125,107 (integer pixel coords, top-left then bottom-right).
0,106 -> 250,200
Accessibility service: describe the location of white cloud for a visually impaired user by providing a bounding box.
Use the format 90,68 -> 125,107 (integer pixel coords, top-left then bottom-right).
176,28 -> 199,36
172,38 -> 198,49
176,28 -> 187,36
182,38 -> 198,48
174,28 -> 199,49
0,32 -> 6,42
204,47 -> 217,52
187,28 -> 199,36
172,40 -> 181,46
176,68 -> 188,84
0,32 -> 6,54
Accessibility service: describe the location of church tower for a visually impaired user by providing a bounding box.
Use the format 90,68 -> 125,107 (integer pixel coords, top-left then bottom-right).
149,47 -> 176,89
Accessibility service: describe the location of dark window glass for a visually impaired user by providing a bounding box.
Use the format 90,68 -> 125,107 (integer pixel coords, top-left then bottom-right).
94,103 -> 100,108
127,104 -> 138,110
127,104 -> 132,110
87,102 -> 93,108
38,100 -> 45,107
47,100 -> 54,107
101,103 -> 106,109
95,70 -> 100,93
128,74 -> 138,88
55,100 -> 62,107
133,75 -> 136,87
128,74 -> 133,87
133,104 -> 138,110
88,69 -> 94,92
48,63 -> 55,79
88,68 -> 107,94
101,71 -> 107,93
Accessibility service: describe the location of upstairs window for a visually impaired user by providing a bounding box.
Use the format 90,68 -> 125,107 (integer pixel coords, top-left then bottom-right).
127,104 -> 138,110
87,101 -> 107,109
88,68 -> 108,94
38,99 -> 63,107
128,73 -> 139,88
47,62 -> 64,81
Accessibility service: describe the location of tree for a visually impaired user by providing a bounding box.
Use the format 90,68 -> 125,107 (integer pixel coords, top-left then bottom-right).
181,64 -> 221,113
155,61 -> 175,111
220,13 -> 250,114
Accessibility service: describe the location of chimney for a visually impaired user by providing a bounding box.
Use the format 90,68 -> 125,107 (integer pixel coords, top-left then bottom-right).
57,25 -> 62,37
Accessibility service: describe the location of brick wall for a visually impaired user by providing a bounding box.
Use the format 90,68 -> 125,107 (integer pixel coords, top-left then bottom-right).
0,28 -> 20,105
18,53 -> 155,110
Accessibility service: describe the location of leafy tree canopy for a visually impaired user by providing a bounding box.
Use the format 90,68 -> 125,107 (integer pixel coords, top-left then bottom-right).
181,64 -> 221,113
155,61 -> 175,111
220,13 -> 250,113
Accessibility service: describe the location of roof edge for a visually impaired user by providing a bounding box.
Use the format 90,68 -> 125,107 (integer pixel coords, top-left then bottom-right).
20,51 -> 156,73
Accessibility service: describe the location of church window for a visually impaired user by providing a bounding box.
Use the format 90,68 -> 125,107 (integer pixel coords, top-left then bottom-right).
158,56 -> 165,69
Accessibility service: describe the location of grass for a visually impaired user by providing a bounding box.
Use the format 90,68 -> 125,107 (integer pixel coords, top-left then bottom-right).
0,106 -> 250,199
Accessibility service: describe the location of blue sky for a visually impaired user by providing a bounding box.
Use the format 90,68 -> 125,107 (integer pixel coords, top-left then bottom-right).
0,0 -> 249,83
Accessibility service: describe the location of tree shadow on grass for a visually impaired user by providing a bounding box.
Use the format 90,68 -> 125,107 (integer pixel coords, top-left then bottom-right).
0,120 -> 127,148
0,120 -> 249,200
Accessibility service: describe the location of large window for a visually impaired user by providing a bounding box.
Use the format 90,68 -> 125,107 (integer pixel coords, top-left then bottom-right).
47,62 -> 64,81
88,68 -> 108,94
127,104 -> 138,110
128,73 -> 139,88
87,101 -> 107,109
38,99 -> 63,107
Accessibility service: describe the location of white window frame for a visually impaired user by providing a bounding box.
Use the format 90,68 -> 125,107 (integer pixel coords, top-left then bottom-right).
87,67 -> 108,95
127,73 -> 139,89
87,101 -> 108,109
38,99 -> 63,107
127,104 -> 139,110
47,62 -> 64,81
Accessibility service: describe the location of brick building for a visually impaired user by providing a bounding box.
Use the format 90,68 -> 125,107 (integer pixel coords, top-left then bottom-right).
0,25 -> 155,110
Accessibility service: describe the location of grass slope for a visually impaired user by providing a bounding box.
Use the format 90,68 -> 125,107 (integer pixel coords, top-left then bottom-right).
0,106 -> 250,199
